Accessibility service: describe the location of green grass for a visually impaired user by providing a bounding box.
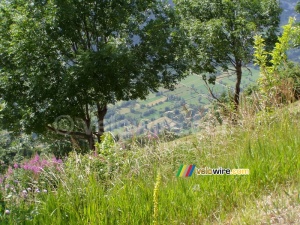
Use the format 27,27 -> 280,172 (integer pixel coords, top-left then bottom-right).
4,106 -> 300,224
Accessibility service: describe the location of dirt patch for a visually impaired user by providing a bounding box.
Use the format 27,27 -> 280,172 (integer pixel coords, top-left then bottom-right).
257,190 -> 300,225
147,116 -> 177,129
219,187 -> 300,225
119,108 -> 130,114
146,96 -> 167,107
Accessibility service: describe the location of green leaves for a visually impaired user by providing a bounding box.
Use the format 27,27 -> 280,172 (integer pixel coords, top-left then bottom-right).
254,17 -> 296,96
0,0 -> 186,148
174,0 -> 281,107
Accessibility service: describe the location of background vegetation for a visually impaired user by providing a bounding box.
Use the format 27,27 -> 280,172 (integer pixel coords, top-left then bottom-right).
1,0 -> 300,224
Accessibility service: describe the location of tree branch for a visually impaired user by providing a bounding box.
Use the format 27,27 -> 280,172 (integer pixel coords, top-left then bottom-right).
46,125 -> 88,139
203,78 -> 222,103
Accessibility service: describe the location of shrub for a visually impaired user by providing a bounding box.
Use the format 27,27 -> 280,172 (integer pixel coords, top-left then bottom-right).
278,62 -> 300,100
244,84 -> 259,96
63,133 -> 123,183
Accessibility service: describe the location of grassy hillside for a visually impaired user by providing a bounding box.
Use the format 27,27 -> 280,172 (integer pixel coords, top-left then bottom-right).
2,101 -> 300,224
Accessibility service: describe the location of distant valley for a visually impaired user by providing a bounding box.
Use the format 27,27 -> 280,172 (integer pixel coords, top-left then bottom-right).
105,0 -> 300,139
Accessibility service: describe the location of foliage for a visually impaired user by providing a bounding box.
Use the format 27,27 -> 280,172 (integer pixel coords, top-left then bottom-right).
123,130 -> 180,149
0,154 -> 63,223
37,133 -> 74,158
278,62 -> 300,99
0,129 -> 72,174
254,17 -> 297,104
244,83 -> 259,96
0,103 -> 71,170
0,138 -> 124,223
96,132 -> 115,156
61,133 -> 122,186
0,0 -> 187,150
0,132 -> 38,174
174,0 -> 281,108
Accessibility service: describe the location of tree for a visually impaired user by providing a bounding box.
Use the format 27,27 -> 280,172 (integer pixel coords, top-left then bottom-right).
254,17 -> 300,104
296,1 -> 300,14
0,0 -> 186,150
292,1 -> 300,47
174,0 -> 282,109
254,18 -> 294,95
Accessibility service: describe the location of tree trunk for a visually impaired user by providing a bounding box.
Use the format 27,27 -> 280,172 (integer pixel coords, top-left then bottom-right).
82,103 -> 96,151
96,103 -> 107,143
83,113 -> 95,151
47,103 -> 107,151
87,133 -> 95,151
234,60 -> 242,110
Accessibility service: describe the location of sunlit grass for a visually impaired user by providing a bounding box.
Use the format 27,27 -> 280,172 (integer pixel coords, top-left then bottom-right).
2,107 -> 300,224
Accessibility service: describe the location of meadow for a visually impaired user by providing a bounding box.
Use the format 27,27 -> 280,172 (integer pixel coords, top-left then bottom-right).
1,100 -> 299,224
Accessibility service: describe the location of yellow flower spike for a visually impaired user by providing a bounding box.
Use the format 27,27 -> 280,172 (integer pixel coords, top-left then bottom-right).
153,171 -> 161,225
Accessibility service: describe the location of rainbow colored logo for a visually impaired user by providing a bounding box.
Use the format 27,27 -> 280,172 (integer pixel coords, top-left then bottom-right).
176,164 -> 196,177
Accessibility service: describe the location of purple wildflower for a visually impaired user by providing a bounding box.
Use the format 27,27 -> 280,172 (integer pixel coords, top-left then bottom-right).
23,164 -> 29,170
11,154 -> 63,176
52,157 -> 63,164
32,154 -> 40,163
41,159 -> 50,167
31,165 -> 41,174
4,209 -> 10,215
21,190 -> 28,198
6,166 -> 13,177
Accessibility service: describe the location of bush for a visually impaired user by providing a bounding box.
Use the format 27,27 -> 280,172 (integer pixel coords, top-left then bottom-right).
0,132 -> 37,174
278,62 -> 300,100
244,84 -> 259,96
63,133 -> 123,183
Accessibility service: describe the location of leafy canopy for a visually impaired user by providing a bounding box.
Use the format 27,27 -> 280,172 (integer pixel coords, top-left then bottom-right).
254,17 -> 300,99
174,0 -> 281,107
174,0 -> 281,72
0,0 -> 186,137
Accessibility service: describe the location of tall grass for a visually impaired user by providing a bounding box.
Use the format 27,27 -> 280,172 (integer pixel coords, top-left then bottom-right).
3,108 -> 300,224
